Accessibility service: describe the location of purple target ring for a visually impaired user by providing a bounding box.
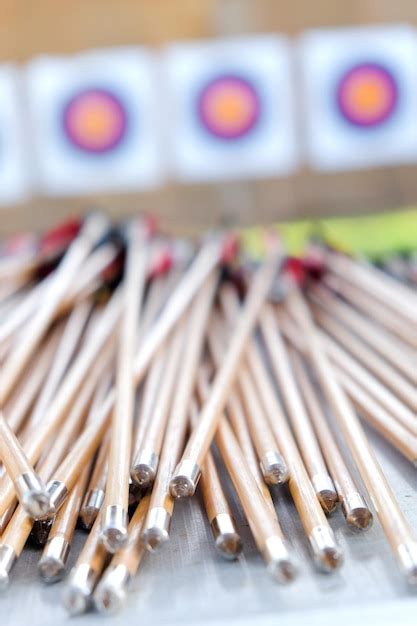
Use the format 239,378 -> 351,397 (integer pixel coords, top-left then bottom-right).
336,63 -> 399,128
197,75 -> 261,140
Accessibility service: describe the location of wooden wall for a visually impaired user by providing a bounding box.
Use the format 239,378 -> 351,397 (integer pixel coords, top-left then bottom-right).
1,0 -> 417,235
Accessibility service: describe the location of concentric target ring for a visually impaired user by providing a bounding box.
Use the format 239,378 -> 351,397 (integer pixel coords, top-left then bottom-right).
62,87 -> 127,154
336,62 -> 398,128
197,74 -> 260,140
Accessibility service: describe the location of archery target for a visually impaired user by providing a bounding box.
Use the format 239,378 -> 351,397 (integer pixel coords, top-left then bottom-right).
62,88 -> 127,154
336,63 -> 398,128
0,66 -> 30,205
197,74 -> 261,140
25,47 -> 164,196
163,36 -> 298,182
299,25 -> 417,170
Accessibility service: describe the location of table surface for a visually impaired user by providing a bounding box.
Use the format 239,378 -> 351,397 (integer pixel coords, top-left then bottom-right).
1,424 -> 416,626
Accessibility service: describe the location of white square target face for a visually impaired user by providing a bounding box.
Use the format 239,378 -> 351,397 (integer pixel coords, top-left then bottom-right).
0,66 -> 30,206
25,47 -> 164,196
162,36 -> 299,182
299,25 -> 417,171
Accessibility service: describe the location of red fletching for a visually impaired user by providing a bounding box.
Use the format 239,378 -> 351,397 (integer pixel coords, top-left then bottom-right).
101,252 -> 125,284
285,253 -> 327,287
284,257 -> 307,286
302,255 -> 327,281
148,248 -> 174,279
220,234 -> 240,264
39,218 -> 82,258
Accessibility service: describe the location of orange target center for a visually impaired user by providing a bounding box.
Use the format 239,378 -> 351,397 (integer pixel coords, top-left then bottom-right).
206,88 -> 255,128
71,98 -> 118,143
345,77 -> 390,115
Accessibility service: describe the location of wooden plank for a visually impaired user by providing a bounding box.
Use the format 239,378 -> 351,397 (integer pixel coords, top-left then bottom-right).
0,1 -> 213,61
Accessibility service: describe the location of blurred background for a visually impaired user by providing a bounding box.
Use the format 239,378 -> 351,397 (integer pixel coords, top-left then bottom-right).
0,0 -> 417,233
